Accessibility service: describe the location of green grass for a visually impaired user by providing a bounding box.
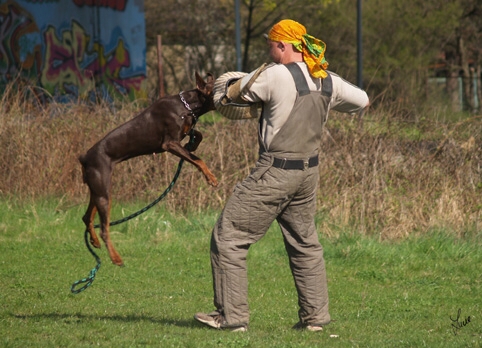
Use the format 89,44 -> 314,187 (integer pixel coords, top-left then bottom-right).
0,199 -> 481,347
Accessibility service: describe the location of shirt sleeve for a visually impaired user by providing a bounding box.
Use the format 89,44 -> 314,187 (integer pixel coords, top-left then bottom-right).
239,68 -> 271,103
329,73 -> 369,114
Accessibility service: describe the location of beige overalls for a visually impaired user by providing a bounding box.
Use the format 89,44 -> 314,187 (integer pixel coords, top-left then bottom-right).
210,63 -> 333,328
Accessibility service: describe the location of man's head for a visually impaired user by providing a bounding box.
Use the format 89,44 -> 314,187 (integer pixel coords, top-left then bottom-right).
266,38 -> 302,64
266,19 -> 329,78
267,19 -> 307,50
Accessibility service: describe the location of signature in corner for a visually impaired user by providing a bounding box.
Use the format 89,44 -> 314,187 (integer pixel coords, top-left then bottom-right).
450,308 -> 471,335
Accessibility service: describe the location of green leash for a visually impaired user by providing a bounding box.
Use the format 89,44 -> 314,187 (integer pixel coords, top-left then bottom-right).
70,157 -> 185,294
70,227 -> 102,294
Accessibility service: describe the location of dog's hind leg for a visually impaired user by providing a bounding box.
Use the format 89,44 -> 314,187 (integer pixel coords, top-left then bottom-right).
89,172 -> 124,267
96,195 -> 124,266
82,197 -> 101,248
83,161 -> 124,266
80,156 -> 102,249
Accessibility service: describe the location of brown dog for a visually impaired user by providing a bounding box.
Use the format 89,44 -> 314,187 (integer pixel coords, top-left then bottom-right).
79,72 -> 217,266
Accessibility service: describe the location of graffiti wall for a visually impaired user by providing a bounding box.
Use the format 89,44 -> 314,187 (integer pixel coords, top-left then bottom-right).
0,0 -> 146,101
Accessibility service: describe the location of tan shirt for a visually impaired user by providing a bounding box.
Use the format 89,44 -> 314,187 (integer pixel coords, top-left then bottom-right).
240,62 -> 369,148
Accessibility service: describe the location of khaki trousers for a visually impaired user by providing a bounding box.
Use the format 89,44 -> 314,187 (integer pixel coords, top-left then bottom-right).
210,153 -> 330,327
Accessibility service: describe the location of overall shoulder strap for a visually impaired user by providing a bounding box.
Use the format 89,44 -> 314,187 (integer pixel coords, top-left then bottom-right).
321,72 -> 332,97
285,63 -> 310,96
285,63 -> 333,98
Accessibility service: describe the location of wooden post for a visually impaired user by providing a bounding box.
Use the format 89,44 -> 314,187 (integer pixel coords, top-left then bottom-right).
157,35 -> 165,98
156,35 -> 167,168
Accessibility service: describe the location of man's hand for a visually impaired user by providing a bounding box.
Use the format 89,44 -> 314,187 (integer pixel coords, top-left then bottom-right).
225,78 -> 244,104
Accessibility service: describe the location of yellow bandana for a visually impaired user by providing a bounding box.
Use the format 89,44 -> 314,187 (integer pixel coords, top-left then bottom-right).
268,19 -> 329,79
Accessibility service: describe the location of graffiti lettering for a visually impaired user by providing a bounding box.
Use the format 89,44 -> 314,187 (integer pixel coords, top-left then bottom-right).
41,21 -> 94,95
1,0 -> 146,101
41,20 -> 144,99
0,2 -> 41,80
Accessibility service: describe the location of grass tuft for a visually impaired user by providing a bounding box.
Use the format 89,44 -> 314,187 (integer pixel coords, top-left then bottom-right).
1,96 -> 481,239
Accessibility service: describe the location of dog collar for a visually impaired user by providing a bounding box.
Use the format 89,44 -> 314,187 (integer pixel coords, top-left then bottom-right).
179,91 -> 199,136
179,92 -> 197,118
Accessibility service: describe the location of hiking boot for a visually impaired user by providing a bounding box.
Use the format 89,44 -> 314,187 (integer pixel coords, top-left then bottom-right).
292,321 -> 324,332
194,311 -> 247,332
194,311 -> 223,329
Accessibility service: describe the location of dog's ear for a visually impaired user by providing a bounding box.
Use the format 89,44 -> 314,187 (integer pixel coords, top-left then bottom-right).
195,72 -> 214,94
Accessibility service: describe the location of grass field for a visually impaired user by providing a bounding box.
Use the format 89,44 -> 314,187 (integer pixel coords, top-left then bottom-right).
0,199 -> 480,347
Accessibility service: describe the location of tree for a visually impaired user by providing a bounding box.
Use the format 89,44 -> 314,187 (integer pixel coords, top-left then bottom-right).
144,0 -> 232,95
143,0 -> 481,113
360,0 -> 462,109
444,0 -> 482,113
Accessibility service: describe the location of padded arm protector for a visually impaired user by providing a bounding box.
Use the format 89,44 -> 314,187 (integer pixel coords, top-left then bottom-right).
225,78 -> 245,104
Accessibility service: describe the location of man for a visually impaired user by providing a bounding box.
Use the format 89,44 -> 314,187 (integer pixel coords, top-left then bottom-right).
195,19 -> 369,332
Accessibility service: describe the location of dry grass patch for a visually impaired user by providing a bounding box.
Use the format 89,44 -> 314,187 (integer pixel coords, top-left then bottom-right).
1,93 -> 480,239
